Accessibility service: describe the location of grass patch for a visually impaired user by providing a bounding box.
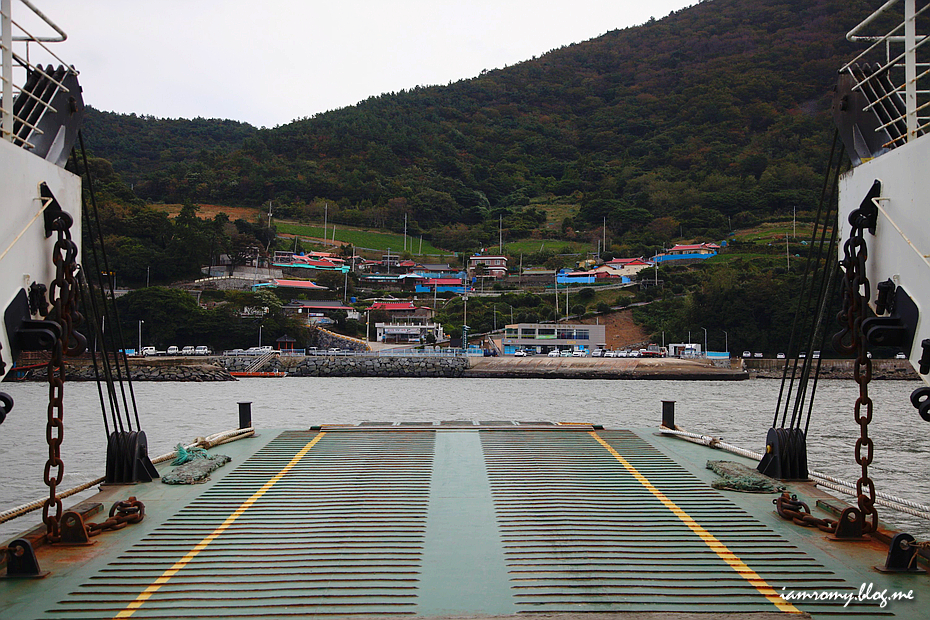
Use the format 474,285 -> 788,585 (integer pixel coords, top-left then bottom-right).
504,239 -> 591,256
277,222 -> 450,257
530,197 -> 581,230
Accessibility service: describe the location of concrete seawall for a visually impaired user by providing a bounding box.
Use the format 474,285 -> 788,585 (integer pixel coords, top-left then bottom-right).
464,357 -> 749,380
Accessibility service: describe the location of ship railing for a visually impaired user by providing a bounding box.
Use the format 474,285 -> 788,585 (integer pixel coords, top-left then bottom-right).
0,0 -> 72,149
841,0 -> 930,148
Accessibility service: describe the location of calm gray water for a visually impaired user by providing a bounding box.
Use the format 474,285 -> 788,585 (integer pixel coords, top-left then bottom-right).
1,377 -> 928,540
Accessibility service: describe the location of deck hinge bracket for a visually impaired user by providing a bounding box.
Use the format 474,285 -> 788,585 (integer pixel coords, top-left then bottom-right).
58,510 -> 97,546
829,506 -> 869,541
876,533 -> 927,573
2,539 -> 49,579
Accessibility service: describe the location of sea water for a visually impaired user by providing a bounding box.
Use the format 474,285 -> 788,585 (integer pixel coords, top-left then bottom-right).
1,377 -> 928,540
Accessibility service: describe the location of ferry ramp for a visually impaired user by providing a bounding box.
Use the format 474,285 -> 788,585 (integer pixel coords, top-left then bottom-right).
2,423 -> 924,619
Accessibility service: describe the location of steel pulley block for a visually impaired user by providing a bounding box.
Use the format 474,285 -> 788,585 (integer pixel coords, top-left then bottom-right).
911,387 -> 930,423
0,392 -> 12,425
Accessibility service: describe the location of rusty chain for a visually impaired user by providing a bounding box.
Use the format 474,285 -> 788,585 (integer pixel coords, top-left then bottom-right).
839,207 -> 879,534
42,222 -> 77,543
86,497 -> 145,535
774,492 -> 838,533
41,211 -> 139,543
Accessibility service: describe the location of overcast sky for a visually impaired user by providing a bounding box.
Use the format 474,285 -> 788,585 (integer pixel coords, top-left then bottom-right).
19,1 -> 695,128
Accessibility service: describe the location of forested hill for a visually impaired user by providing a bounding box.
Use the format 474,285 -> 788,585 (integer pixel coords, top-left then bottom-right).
82,0 -> 873,244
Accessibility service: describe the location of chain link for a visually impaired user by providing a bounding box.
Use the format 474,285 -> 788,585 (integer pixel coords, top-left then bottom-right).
774,492 -> 838,533
86,497 -> 145,535
42,221 -> 80,543
838,209 -> 879,535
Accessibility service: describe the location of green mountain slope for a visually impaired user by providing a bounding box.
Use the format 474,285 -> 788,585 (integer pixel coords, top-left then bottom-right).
83,0 -> 873,247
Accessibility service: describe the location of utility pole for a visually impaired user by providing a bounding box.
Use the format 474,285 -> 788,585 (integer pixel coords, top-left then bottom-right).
554,272 -> 559,319
324,202 -> 328,243
404,213 -> 407,252
603,216 -> 606,257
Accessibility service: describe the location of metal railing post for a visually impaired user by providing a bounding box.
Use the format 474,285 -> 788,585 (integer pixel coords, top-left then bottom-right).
1,0 -> 12,142
905,0 -> 918,141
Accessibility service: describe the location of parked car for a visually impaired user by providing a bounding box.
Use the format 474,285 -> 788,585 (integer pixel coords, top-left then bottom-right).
513,350 -> 527,357
799,352 -> 807,358
572,350 -> 587,357
547,350 -> 560,357
559,349 -> 572,357
181,346 -> 195,356
167,346 -> 179,355
591,349 -> 605,357
194,346 -> 210,356
617,350 -> 629,357
776,352 -> 786,359
753,352 -> 763,358
605,350 -> 617,358
812,351 -> 821,359
742,351 -> 751,358
140,346 -> 156,357
895,352 -> 907,359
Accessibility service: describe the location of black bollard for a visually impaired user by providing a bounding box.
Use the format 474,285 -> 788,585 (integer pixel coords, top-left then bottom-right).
661,400 -> 675,428
238,401 -> 252,429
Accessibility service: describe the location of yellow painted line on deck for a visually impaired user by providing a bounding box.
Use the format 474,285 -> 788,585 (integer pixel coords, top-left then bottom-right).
589,431 -> 801,614
113,432 -> 327,619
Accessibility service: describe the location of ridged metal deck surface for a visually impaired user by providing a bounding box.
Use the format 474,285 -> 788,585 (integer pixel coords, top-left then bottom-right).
15,426 -> 905,618
482,430 -> 884,616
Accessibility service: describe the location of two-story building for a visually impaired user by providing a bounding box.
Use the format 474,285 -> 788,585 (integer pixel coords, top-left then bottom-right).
501,323 -> 607,355
467,254 -> 508,280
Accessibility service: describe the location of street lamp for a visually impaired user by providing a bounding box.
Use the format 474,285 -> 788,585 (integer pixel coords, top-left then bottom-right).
701,327 -> 707,357
259,324 -> 263,348
722,330 -> 728,356
138,320 -> 144,354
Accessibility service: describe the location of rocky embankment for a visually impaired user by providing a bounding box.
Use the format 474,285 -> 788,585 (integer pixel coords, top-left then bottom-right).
22,357 -> 236,381
223,355 -> 467,377
742,358 -> 919,380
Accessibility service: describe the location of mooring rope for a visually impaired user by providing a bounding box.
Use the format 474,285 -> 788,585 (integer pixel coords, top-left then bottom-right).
660,426 -> 930,520
0,428 -> 254,525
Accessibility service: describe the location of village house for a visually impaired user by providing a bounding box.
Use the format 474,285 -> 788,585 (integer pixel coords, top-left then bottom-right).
653,243 -> 720,263
467,254 -> 508,280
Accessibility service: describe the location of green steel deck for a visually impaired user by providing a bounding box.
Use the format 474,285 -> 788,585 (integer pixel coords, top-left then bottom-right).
2,423 -> 926,619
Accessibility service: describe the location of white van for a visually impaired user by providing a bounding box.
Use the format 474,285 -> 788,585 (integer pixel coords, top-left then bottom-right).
167,346 -> 179,355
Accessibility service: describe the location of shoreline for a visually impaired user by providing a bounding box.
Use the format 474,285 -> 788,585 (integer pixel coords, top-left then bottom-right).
7,356 -> 920,382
